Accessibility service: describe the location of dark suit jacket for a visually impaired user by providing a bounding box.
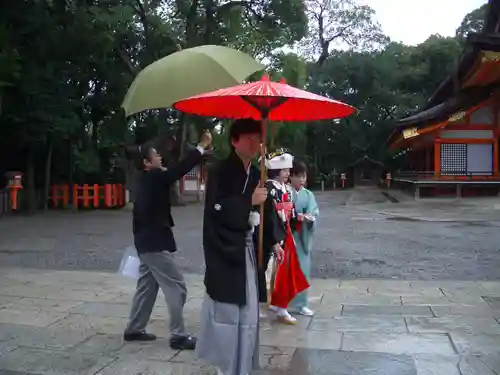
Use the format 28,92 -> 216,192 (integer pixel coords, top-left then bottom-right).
202,151 -> 285,306
133,149 -> 202,254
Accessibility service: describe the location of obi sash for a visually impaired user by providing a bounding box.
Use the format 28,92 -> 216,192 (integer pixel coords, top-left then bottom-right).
275,201 -> 293,212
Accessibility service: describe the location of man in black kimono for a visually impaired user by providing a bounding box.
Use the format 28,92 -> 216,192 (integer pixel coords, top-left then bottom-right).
196,118 -> 285,375
123,131 -> 211,351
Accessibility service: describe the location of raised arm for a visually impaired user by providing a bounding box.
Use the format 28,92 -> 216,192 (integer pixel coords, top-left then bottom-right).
159,131 -> 212,186
159,147 -> 203,186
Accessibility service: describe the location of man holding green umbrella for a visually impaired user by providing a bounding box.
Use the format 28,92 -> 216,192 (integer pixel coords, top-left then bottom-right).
121,45 -> 264,351
124,131 -> 211,350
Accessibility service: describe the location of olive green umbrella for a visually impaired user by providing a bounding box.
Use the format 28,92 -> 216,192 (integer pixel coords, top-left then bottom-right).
121,45 -> 264,117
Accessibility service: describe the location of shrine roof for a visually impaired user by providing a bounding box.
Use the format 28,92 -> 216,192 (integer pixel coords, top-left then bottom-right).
388,0 -> 500,149
348,155 -> 385,168
425,32 -> 500,110
396,85 -> 496,129
425,0 -> 500,108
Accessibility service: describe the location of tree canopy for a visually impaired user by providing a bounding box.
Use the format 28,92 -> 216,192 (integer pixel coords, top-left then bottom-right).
0,0 -> 485,209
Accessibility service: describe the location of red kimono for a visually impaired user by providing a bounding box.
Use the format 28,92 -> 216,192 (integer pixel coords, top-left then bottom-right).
266,180 -> 309,308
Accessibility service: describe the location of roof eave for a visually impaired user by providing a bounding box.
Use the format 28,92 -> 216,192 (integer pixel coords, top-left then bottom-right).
397,84 -> 497,129
425,0 -> 500,108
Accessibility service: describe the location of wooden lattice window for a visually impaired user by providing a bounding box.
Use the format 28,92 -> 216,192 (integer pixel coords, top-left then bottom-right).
440,143 -> 467,175
186,166 -> 199,178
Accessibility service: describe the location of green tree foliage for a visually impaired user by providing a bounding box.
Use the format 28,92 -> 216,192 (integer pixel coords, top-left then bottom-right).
0,0 -> 486,208
456,3 -> 488,40
298,0 -> 388,66
0,0 -> 308,209
303,36 -> 461,178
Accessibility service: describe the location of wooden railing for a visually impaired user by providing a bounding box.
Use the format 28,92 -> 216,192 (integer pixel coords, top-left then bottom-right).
393,170 -> 499,181
50,184 -> 126,209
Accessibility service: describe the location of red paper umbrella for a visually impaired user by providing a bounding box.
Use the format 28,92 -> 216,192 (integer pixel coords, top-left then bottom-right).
173,74 -> 355,276
173,74 -> 355,121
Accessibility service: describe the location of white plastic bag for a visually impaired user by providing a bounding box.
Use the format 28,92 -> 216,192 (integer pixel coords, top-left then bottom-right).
118,246 -> 141,279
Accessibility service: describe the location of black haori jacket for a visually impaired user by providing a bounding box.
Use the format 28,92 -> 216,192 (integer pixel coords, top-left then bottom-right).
203,151 -> 285,306
133,149 -> 202,254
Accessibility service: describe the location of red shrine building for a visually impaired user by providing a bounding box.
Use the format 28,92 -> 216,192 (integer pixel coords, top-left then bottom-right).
388,0 -> 500,198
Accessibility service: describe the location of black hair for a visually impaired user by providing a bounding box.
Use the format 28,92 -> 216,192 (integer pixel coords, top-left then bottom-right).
125,141 -> 155,171
291,159 -> 308,176
228,118 -> 261,148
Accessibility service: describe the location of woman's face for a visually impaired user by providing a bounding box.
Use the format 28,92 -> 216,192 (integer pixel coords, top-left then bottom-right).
278,168 -> 290,183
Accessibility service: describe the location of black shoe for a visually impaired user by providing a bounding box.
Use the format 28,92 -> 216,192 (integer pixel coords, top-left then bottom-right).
123,331 -> 157,342
169,335 -> 197,350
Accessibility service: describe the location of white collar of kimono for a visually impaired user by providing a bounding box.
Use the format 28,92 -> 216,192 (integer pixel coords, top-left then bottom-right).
242,164 -> 251,193
267,179 -> 289,193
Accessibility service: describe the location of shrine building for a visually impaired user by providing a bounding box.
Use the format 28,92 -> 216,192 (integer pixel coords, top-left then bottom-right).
387,0 -> 500,198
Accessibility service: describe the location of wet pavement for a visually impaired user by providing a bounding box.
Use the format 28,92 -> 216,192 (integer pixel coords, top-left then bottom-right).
1,188 -> 500,374
287,349 -> 417,375
0,188 -> 500,280
1,187 -> 500,374
0,268 -> 500,374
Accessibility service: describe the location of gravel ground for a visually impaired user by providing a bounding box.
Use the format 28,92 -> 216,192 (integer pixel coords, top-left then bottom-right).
0,188 -> 499,280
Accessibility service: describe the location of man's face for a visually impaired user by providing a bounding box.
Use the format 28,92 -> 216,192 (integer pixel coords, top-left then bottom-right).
232,133 -> 261,159
290,173 -> 307,189
144,147 -> 163,169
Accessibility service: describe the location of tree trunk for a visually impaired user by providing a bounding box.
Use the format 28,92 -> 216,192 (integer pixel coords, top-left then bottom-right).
25,154 -> 37,212
43,140 -> 53,211
170,115 -> 188,206
125,161 -> 136,203
68,139 -> 76,210
170,181 -> 185,206
179,114 -> 189,158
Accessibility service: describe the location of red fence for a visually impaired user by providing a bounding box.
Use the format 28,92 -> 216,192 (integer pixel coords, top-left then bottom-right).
51,184 -> 126,209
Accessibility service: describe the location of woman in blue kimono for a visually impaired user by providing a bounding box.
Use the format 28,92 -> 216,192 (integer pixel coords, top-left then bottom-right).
289,160 -> 319,316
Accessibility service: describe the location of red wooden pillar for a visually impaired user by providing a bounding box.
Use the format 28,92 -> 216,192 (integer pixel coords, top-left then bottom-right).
494,137 -> 499,177
425,147 -> 431,175
434,139 -> 441,178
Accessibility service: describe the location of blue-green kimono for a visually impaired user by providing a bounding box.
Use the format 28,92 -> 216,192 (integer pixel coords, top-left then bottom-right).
289,187 -> 319,310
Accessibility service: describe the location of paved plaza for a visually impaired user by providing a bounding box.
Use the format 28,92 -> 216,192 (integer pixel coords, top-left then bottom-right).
0,268 -> 500,374
0,187 -> 500,374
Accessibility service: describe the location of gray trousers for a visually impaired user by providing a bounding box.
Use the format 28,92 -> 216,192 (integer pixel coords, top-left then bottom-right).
126,251 -> 187,336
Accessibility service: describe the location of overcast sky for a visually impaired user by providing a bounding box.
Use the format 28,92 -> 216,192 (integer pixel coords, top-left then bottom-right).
358,0 -> 488,45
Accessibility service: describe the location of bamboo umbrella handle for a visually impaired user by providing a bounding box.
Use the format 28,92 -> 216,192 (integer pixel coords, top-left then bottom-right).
268,122 -> 278,303
257,118 -> 268,268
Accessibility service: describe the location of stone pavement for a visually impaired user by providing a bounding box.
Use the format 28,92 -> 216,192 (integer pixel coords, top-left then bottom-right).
1,268 -> 500,374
